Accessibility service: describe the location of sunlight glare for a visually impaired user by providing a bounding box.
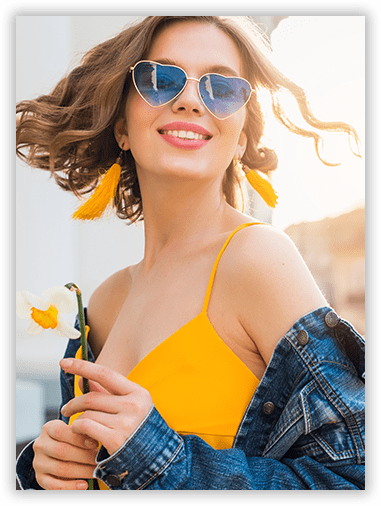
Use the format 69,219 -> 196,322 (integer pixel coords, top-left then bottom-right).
262,16 -> 365,230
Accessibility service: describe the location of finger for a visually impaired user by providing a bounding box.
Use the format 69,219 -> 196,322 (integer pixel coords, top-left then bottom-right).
79,376 -> 109,395
77,409 -> 120,429
43,438 -> 98,465
44,420 -> 98,450
60,358 -> 136,395
70,417 -> 125,456
37,474 -> 90,491
41,457 -> 96,480
34,453 -> 96,480
61,391 -> 119,418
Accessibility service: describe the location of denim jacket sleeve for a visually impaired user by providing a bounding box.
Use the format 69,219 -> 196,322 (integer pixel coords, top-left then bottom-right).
17,306 -> 365,490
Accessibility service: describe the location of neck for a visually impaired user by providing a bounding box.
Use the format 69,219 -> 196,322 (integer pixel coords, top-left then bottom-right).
137,169 -> 236,272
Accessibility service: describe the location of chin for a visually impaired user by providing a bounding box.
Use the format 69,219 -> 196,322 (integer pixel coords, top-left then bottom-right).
164,161 -> 216,181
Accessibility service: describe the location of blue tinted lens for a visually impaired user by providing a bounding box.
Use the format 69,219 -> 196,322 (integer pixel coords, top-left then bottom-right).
199,74 -> 251,119
133,62 -> 187,106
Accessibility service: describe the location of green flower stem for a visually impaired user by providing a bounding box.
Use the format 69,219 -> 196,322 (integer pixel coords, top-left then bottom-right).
65,282 -> 94,490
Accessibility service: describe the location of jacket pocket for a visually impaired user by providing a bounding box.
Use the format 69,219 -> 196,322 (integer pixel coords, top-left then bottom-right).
290,373 -> 364,465
263,372 -> 365,465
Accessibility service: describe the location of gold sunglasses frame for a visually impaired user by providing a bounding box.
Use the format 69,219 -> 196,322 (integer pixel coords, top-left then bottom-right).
129,60 -> 254,120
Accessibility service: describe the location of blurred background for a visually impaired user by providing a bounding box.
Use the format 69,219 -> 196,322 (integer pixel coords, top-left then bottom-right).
16,15 -> 365,467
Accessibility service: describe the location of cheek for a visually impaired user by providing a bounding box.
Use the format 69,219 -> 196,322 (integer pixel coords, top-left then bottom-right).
222,116 -> 246,150
125,93 -> 148,130
125,97 -> 157,151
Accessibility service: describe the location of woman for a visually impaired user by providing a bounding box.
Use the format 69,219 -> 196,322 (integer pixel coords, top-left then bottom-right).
16,16 -> 365,490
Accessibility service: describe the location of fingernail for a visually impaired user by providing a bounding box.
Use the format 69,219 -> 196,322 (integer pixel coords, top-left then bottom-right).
60,358 -> 73,368
76,481 -> 88,490
85,438 -> 98,449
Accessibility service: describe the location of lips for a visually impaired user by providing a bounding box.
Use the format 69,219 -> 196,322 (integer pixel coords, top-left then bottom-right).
158,121 -> 212,150
158,122 -> 212,138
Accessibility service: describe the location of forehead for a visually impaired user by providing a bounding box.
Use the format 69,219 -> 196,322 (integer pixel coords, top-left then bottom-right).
147,21 -> 244,76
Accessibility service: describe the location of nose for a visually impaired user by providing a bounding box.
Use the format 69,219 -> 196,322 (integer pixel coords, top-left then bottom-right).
171,78 -> 206,116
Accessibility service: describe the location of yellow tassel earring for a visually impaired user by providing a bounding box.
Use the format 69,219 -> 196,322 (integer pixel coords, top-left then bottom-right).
72,148 -> 124,220
237,159 -> 278,208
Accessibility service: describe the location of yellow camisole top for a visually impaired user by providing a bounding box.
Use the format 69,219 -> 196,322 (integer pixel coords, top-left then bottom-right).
69,222 -> 262,488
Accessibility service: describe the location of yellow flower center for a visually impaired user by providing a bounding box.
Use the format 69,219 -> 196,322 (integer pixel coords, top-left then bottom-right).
30,305 -> 59,329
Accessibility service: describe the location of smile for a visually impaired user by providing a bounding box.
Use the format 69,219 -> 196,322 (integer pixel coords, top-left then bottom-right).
157,121 -> 213,150
158,129 -> 211,141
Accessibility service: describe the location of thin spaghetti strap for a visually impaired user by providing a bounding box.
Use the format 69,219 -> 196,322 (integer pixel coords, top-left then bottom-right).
201,222 -> 264,313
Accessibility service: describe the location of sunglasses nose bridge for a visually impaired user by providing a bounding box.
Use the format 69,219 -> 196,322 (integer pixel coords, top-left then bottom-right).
182,76 -> 201,95
183,76 -> 204,101
172,76 -> 206,114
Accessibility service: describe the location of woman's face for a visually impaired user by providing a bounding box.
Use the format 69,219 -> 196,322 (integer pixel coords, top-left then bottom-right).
117,21 -> 248,185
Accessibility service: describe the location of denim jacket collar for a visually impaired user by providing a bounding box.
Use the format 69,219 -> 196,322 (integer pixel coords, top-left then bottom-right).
234,307 -> 364,464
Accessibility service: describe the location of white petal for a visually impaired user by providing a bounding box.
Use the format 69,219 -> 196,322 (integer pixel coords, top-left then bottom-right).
16,291 -> 32,319
26,318 -> 45,335
53,315 -> 81,339
22,291 -> 49,311
43,286 -> 76,314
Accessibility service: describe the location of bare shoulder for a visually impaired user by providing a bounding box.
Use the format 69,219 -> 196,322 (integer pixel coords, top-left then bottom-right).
86,266 -> 133,358
230,223 -> 311,273
221,223 -> 327,363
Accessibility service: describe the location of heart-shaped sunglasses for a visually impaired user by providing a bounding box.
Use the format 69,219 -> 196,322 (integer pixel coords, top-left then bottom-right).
130,60 -> 254,120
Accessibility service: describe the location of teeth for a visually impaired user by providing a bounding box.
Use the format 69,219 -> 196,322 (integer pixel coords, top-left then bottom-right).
161,130 -> 209,140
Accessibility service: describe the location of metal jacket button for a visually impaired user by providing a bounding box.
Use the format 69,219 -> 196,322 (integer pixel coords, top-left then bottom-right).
262,402 -> 275,415
105,474 -> 122,487
325,310 -> 340,328
296,329 -> 309,346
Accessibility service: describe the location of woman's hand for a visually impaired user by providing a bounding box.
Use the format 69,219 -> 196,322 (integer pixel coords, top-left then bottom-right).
60,358 -> 153,456
33,419 -> 98,490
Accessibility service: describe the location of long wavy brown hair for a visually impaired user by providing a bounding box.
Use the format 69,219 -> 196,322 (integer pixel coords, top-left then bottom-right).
16,16 -> 360,222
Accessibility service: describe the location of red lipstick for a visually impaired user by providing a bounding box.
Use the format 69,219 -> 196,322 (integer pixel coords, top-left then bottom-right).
158,122 -> 212,150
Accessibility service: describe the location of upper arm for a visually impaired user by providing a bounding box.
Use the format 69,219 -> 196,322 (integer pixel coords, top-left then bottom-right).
86,267 -> 132,358
226,225 -> 327,365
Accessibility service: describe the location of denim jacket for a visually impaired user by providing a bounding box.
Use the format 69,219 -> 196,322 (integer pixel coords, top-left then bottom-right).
17,306 -> 365,490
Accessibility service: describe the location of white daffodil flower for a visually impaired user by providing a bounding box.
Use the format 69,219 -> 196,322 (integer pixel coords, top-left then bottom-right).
16,286 -> 81,339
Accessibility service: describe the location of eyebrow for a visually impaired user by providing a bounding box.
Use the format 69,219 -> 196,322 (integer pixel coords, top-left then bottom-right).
152,58 -> 240,77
